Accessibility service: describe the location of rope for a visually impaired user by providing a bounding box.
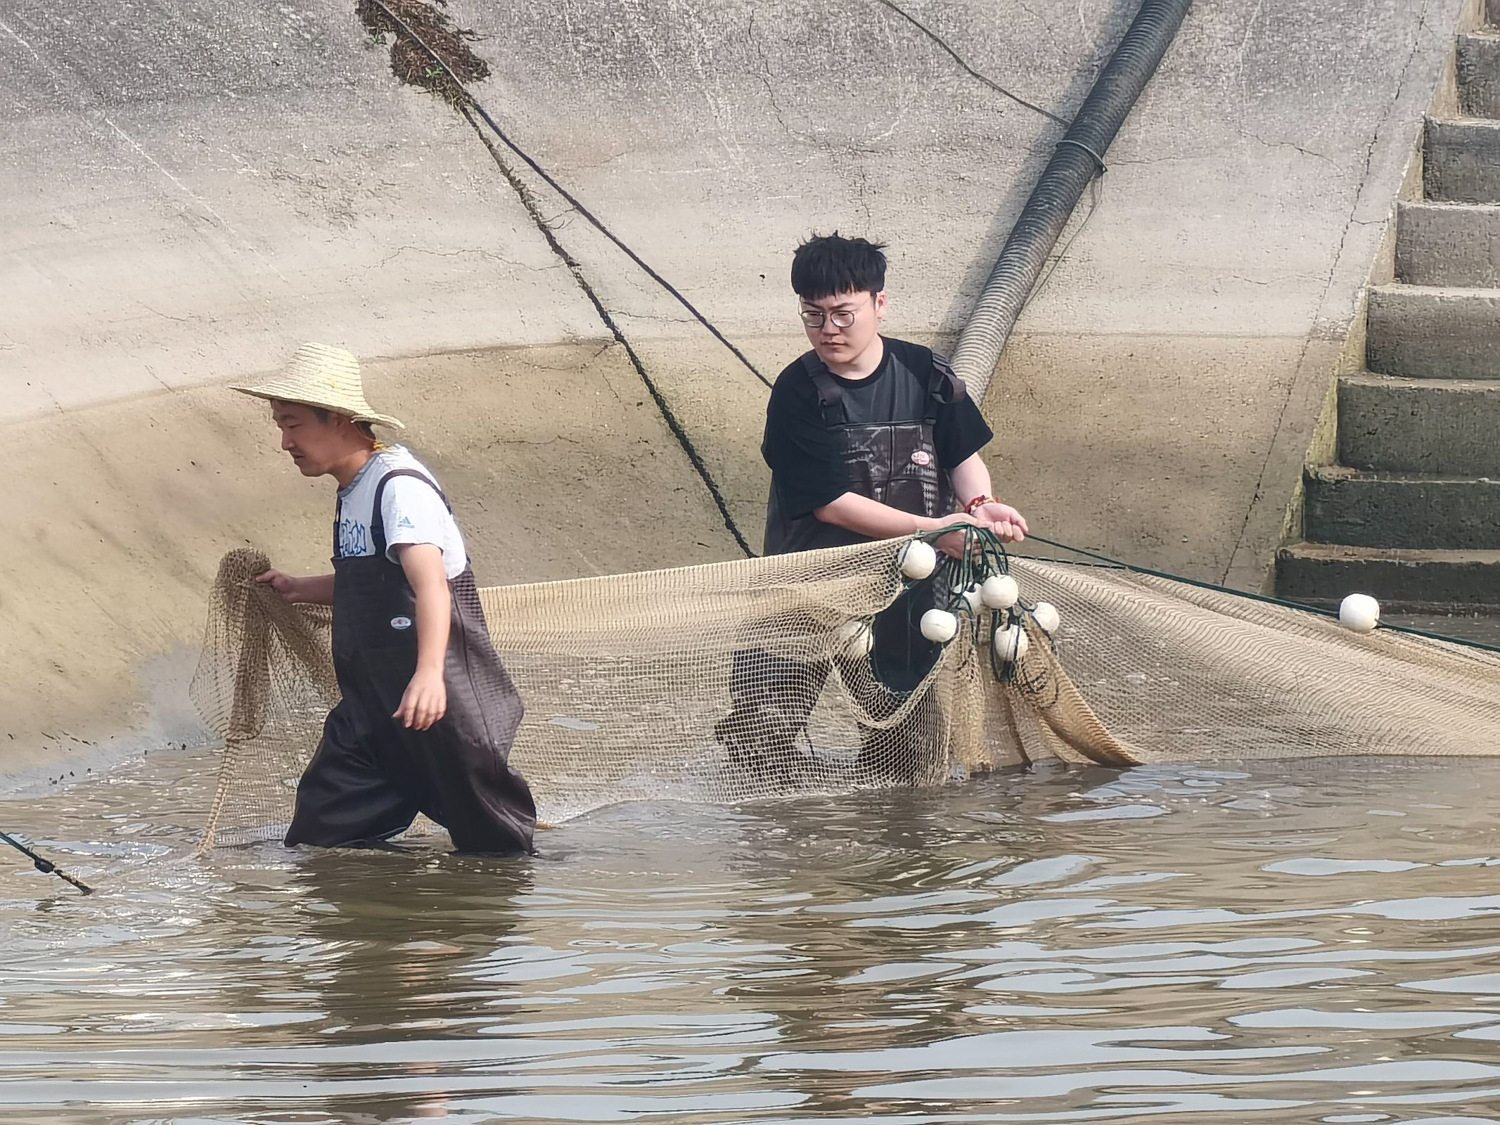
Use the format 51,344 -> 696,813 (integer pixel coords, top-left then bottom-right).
458,106 -> 756,558
365,0 -> 772,391
1022,533 -> 1500,656
0,829 -> 93,895
870,0 -> 1072,128
366,0 -> 758,557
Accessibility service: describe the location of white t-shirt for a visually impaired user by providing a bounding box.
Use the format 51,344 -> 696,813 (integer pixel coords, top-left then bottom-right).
335,447 -> 468,579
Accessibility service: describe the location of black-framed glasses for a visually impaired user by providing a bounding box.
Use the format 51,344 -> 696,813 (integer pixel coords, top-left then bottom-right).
799,308 -> 858,329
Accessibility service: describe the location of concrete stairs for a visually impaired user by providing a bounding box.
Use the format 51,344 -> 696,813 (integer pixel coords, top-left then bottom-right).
1277,16 -> 1500,609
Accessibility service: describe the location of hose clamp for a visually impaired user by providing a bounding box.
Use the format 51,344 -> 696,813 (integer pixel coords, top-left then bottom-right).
1055,138 -> 1107,174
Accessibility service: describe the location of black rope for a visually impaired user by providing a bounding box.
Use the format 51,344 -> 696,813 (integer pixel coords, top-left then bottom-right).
1023,533 -> 1500,656
368,0 -> 757,557
870,0 -> 1072,128
366,0 -> 772,391
459,106 -> 755,558
0,829 -> 93,895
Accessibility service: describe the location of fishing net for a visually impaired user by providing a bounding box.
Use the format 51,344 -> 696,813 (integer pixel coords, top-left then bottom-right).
191,533 -> 1500,849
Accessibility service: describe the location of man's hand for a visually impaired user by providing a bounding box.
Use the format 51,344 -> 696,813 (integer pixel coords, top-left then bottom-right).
973,502 -> 1029,543
255,569 -> 304,602
933,513 -> 990,558
394,666 -> 448,730
255,570 -> 335,606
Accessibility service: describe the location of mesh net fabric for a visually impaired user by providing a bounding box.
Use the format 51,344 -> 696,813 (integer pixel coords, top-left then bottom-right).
191,541 -> 1500,849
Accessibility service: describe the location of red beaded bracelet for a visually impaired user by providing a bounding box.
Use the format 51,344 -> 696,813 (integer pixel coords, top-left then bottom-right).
964,495 -> 995,515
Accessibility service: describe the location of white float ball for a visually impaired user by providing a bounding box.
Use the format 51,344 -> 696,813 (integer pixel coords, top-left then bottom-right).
1032,601 -> 1061,635
993,622 -> 1030,663
981,574 -> 1019,610
920,608 -> 959,644
899,539 -> 937,580
962,584 -> 984,613
1338,593 -> 1380,634
834,620 -> 874,658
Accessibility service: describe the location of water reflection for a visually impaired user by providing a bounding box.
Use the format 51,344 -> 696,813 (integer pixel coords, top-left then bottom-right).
0,752 -> 1498,1122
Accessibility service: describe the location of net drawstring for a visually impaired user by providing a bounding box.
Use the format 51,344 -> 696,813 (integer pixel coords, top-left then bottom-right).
1015,533 -> 1500,656
899,522 -> 1500,687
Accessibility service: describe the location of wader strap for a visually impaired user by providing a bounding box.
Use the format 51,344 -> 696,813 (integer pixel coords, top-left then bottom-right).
800,352 -> 844,423
926,357 -> 967,427
370,469 -> 451,557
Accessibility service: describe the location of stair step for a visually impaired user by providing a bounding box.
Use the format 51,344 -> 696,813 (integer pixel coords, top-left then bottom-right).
1303,466 -> 1500,549
1366,285 -> 1500,378
1338,374 -> 1500,474
1458,32 -> 1500,118
1425,118 -> 1500,203
1275,543 -> 1500,610
1396,202 -> 1500,285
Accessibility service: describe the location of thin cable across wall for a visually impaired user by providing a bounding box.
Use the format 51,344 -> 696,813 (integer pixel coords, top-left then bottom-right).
365,0 -> 770,556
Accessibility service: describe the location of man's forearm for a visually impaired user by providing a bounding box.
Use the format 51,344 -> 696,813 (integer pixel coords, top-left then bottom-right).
814,493 -> 954,538
296,574 -> 336,606
949,454 -> 993,508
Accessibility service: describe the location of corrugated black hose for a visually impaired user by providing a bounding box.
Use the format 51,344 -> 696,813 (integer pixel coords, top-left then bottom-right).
952,0 -> 1195,401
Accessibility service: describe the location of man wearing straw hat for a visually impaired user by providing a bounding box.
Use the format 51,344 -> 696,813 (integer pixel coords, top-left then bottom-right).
233,343 -> 537,853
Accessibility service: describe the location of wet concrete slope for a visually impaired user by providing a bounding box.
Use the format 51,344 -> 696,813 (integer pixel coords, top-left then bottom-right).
0,0 -> 1465,775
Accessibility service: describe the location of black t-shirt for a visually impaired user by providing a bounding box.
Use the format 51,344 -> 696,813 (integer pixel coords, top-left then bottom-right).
761,337 -> 994,520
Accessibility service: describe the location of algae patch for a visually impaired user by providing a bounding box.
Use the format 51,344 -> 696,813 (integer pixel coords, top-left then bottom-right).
357,0 -> 488,103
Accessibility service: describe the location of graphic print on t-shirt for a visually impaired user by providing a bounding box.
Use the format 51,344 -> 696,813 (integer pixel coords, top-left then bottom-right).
761,338 -> 993,522
336,516 -> 371,559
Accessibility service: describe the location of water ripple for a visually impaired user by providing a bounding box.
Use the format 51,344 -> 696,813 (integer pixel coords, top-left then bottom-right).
0,751 -> 1498,1122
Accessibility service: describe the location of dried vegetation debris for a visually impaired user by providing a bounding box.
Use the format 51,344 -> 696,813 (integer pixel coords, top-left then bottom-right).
356,0 -> 488,102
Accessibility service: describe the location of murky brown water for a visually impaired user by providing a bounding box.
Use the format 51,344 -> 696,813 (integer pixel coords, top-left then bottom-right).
3,750 -> 1500,1124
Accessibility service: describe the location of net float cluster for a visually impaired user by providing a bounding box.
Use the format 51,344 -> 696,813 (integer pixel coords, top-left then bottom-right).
836,535 -> 1064,669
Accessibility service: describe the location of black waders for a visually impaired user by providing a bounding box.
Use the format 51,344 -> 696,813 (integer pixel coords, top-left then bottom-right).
720,351 -> 962,781
285,470 -> 537,853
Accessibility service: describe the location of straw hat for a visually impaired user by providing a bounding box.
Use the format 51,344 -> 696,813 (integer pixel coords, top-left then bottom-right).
231,342 -> 405,429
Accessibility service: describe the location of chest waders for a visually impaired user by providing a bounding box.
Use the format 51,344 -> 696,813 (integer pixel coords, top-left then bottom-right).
718,352 -> 964,784
284,469 -> 537,853
763,350 -> 957,556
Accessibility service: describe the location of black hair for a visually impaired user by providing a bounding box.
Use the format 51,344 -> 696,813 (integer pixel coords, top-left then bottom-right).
790,232 -> 888,301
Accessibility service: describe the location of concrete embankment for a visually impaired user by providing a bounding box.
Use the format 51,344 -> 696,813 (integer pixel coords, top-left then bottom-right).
0,0 -> 1465,775
1275,0 -> 1500,609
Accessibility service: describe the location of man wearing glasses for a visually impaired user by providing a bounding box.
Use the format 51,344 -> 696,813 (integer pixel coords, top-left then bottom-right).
716,232 -> 1028,783
762,232 -> 1027,556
